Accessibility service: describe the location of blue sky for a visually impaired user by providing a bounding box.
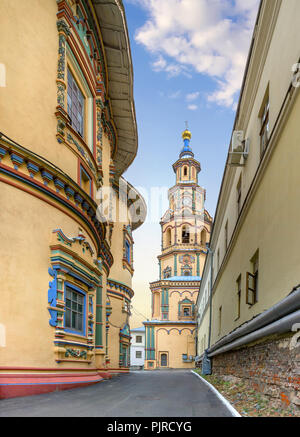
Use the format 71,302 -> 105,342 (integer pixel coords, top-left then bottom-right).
122,0 -> 260,326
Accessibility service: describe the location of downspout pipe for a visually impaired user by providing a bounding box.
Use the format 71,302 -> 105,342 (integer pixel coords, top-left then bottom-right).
208,286 -> 300,354
202,245 -> 214,375
208,247 -> 214,349
208,309 -> 300,358
196,286 -> 300,363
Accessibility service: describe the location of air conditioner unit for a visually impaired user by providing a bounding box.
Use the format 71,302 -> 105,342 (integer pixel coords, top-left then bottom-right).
228,131 -> 250,166
232,130 -> 244,153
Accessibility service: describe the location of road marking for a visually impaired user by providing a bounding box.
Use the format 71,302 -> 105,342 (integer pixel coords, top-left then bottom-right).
191,370 -> 241,417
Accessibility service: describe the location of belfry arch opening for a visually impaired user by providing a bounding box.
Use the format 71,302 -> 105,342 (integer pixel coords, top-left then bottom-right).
182,226 -> 190,244
166,228 -> 172,247
201,229 -> 206,246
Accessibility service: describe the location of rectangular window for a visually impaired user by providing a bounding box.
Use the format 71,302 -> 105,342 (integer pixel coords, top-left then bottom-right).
225,220 -> 228,251
136,335 -> 142,343
246,250 -> 259,305
218,306 -> 222,336
123,301 -> 130,313
217,248 -> 220,271
125,240 -> 131,264
65,285 -> 85,334
259,90 -> 269,157
136,351 -> 142,359
237,175 -> 242,217
67,69 -> 85,137
80,165 -> 92,196
183,306 -> 191,317
237,275 -> 241,319
207,282 -> 210,304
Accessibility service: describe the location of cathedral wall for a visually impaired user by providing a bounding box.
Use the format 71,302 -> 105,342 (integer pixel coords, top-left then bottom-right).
0,0 -> 59,169
168,290 -> 198,321
0,0 -> 145,398
154,328 -> 196,369
0,182 -> 101,368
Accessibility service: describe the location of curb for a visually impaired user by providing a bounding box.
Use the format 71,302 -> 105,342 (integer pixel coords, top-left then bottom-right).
191,370 -> 241,417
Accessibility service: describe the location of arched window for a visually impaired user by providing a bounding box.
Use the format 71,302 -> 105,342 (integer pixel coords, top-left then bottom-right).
182,226 -> 190,243
163,266 -> 172,279
154,293 -> 160,316
201,229 -> 206,246
183,166 -> 188,177
166,228 -> 172,246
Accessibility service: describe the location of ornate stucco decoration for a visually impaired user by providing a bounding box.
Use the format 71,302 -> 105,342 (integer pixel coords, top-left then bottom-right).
95,98 -> 104,186
0,135 -> 111,263
48,228 -> 102,363
56,19 -> 70,111
122,224 -> 134,275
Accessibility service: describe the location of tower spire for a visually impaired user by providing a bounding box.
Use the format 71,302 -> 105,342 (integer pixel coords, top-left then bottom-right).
180,124 -> 194,158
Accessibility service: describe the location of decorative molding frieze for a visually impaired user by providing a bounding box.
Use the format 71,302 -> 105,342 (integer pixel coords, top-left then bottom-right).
0,135 -> 114,273
65,348 -> 87,359
56,19 -> 71,109
107,278 -> 134,300
48,228 -> 102,363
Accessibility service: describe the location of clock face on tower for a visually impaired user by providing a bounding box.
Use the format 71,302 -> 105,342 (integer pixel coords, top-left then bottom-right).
182,197 -> 192,207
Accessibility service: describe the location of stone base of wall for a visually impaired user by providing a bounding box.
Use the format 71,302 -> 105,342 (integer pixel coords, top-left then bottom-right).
211,332 -> 300,409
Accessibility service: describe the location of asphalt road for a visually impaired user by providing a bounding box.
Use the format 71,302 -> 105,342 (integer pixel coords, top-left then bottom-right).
0,370 -> 234,417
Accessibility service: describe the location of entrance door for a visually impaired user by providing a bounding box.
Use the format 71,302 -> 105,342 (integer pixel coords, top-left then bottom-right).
160,353 -> 168,367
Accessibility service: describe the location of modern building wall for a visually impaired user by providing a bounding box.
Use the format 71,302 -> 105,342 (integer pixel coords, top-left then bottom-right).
196,0 -> 300,409
130,328 -> 145,368
0,0 -> 146,399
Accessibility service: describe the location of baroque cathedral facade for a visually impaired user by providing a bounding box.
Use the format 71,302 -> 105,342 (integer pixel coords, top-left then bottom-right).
144,129 -> 212,369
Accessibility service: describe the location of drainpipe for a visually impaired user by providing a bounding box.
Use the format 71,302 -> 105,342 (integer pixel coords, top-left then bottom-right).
202,244 -> 213,375
208,309 -> 300,358
208,246 -> 214,349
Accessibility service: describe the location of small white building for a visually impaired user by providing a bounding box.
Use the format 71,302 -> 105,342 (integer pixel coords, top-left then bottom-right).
130,327 -> 145,369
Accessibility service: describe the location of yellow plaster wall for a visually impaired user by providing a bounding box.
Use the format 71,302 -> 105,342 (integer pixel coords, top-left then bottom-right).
197,309 -> 210,356
106,294 -> 129,368
0,1 -> 59,169
167,290 -> 198,321
211,0 -> 300,286
210,92 -> 300,345
154,328 -> 196,368
0,182 -> 100,367
0,0 -> 99,189
101,133 -> 112,189
0,0 -> 143,376
109,193 -> 133,287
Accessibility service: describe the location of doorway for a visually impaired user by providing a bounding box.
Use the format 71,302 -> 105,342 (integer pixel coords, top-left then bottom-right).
160,353 -> 168,367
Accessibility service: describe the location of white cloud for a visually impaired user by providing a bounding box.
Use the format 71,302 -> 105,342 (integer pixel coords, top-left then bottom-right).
169,90 -> 182,99
132,0 -> 260,108
186,92 -> 200,102
152,55 -> 191,78
187,104 -> 198,111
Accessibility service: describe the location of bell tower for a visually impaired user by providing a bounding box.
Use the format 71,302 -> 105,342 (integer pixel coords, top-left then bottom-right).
144,129 -> 213,370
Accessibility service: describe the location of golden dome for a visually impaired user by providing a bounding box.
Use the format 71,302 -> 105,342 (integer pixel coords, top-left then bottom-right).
182,129 -> 192,141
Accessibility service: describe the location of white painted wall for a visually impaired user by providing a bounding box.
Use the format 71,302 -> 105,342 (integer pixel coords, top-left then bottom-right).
130,330 -> 145,367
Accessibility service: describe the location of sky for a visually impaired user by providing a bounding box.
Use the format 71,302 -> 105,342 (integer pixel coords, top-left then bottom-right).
122,0 -> 260,328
